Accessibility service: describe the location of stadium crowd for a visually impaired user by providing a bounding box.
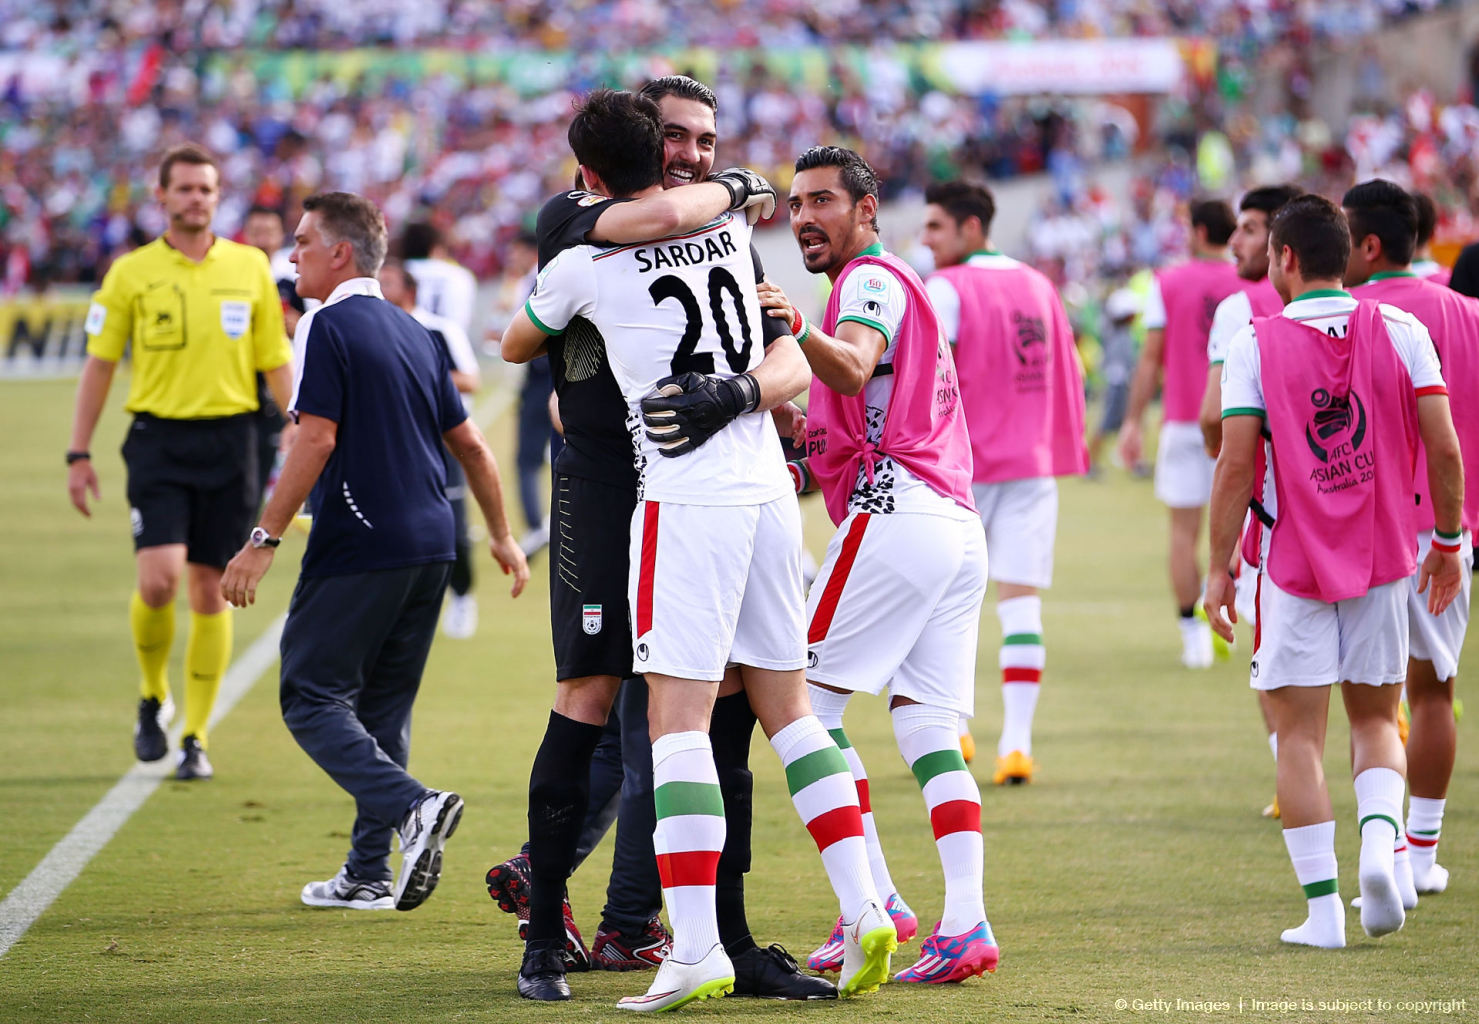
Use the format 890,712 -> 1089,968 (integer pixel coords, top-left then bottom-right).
0,0 -> 1469,289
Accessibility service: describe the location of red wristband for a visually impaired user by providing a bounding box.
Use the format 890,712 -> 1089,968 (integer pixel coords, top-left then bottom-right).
789,308 -> 803,335
1431,534 -> 1463,554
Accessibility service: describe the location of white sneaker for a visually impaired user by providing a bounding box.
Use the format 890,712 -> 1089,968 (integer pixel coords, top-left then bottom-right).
1179,618 -> 1213,669
838,899 -> 896,998
301,867 -> 394,910
394,790 -> 463,911
443,594 -> 478,639
617,943 -> 734,1012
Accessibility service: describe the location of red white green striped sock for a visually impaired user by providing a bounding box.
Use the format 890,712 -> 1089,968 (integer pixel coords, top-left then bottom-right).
892,704 -> 984,934
807,685 -> 898,899
770,715 -> 876,921
652,730 -> 724,961
1407,796 -> 1445,875
998,595 -> 1044,757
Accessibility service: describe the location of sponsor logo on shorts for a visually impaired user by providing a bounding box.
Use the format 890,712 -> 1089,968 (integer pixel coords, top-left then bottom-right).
1250,660 -> 1259,678
807,650 -> 819,669
130,507 -> 143,538
220,300 -> 250,340
582,604 -> 602,635
636,642 -> 649,662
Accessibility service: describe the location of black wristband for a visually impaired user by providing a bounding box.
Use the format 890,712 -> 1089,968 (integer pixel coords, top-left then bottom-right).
718,372 -> 761,416
712,174 -> 743,210
66,451 -> 91,465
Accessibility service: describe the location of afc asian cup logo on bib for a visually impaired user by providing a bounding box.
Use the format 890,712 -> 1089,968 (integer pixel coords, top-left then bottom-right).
1305,387 -> 1366,463
219,300 -> 251,340
582,604 -> 603,635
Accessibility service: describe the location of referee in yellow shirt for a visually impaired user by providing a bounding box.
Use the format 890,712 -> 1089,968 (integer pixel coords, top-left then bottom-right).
66,143 -> 293,780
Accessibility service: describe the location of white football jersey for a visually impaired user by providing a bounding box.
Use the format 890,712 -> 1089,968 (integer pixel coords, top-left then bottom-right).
527,212 -> 790,506
405,257 -> 477,335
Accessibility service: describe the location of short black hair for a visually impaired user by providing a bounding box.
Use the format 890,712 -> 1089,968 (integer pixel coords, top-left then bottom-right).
379,256 -> 417,297
512,230 -> 538,250
794,146 -> 880,231
398,222 -> 441,261
1342,179 -> 1417,266
1270,194 -> 1351,281
1239,185 -> 1301,218
1190,198 -> 1236,245
640,75 -> 717,111
245,204 -> 282,221
924,181 -> 995,236
568,89 -> 665,198
1412,190 -> 1438,249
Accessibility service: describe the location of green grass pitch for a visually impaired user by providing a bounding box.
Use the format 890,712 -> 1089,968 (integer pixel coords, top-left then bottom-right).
0,376 -> 1473,1022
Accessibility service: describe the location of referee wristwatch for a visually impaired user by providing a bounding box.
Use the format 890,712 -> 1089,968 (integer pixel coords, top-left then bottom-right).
249,527 -> 281,549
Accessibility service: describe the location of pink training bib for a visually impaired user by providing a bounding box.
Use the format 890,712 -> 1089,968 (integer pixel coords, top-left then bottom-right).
1159,259 -> 1244,423
1254,301 -> 1419,602
807,252 -> 976,525
1354,274 -> 1479,533
1239,278 -> 1282,568
931,261 -> 1087,484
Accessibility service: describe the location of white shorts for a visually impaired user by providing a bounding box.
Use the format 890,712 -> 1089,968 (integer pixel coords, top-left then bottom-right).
971,477 -> 1057,588
805,510 -> 988,716
1250,572 -> 1408,690
1154,420 -> 1215,509
629,497 -> 806,681
1407,530 -> 1473,682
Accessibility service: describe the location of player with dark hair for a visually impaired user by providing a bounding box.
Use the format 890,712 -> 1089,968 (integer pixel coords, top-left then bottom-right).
1207,192 -> 1464,947
1120,197 -> 1243,669
506,91 -> 891,1011
920,180 -> 1088,788
1345,179 -> 1479,901
758,146 -> 998,984
1196,183 -> 1301,818
1409,192 -> 1450,285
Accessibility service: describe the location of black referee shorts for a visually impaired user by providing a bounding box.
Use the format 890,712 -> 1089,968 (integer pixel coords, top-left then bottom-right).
121,412 -> 258,569
550,473 -> 637,681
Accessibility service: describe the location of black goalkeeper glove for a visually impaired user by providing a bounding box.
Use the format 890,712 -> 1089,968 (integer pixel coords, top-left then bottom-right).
641,371 -> 761,457
710,167 -> 778,224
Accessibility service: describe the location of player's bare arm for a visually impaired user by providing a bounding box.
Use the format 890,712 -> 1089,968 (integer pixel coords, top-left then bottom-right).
1118,326 -> 1165,466
586,181 -> 734,244
1203,413 -> 1260,641
66,354 -> 117,517
1199,364 -> 1224,457
445,416 -> 529,597
221,411 -> 337,608
501,308 -> 550,363
1414,392 -> 1466,614
757,277 -> 884,397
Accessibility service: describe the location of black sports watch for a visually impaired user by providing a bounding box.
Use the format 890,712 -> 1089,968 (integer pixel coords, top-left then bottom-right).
249,526 -> 281,549
66,451 -> 91,465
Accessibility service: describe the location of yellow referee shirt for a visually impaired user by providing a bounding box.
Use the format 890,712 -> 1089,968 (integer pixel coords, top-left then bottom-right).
85,237 -> 290,419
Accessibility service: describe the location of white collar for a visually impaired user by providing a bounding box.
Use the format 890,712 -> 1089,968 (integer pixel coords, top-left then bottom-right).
322,276 -> 384,306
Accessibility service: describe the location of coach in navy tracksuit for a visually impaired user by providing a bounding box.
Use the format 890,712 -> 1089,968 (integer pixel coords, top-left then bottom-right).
221,191 -> 529,913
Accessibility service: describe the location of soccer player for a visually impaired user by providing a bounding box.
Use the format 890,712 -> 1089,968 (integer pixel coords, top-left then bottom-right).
506,91 -> 892,1011
920,180 -> 1088,786
67,143 -> 292,780
1345,179 -> 1479,897
1197,184 -> 1301,819
1120,199 -> 1242,669
757,146 -> 997,983
399,222 -> 482,637
1205,194 -> 1465,947
1409,193 -> 1451,285
221,190 -> 528,914
496,78 -> 834,1003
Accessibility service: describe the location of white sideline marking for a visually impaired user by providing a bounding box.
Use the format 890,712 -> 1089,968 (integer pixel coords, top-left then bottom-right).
0,379 -> 520,959
0,615 -> 285,958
